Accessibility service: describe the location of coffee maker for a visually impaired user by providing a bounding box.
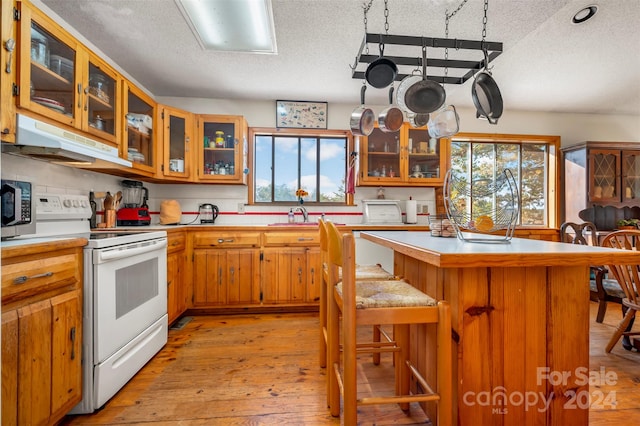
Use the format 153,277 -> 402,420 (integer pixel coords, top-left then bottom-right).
116,180 -> 151,226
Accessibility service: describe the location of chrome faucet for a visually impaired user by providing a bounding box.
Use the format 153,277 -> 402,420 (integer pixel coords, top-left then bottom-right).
296,206 -> 309,222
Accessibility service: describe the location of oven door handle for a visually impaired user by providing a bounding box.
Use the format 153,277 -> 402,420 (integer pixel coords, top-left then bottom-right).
97,239 -> 167,262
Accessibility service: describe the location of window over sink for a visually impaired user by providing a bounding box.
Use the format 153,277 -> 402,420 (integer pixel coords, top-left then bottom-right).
249,128 -> 352,205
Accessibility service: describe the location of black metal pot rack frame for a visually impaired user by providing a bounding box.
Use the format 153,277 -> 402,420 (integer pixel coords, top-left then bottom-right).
352,33 -> 503,85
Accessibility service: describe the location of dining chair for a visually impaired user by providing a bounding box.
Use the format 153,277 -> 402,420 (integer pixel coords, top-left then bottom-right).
600,230 -> 640,352
326,221 -> 452,425
560,221 -> 625,322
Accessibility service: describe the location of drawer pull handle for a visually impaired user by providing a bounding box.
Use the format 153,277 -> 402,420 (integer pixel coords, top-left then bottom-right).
217,239 -> 235,243
13,271 -> 53,284
297,237 -> 314,241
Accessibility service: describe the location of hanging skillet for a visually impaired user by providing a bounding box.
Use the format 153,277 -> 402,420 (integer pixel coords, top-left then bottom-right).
365,42 -> 397,89
350,85 -> 375,137
472,51 -> 503,125
404,45 -> 446,114
378,86 -> 404,133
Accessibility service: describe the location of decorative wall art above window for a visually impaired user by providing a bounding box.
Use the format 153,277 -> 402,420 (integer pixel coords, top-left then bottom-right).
276,100 -> 328,129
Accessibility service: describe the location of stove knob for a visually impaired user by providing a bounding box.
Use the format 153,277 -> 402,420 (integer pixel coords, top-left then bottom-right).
63,199 -> 72,208
80,199 -> 89,208
72,199 -> 80,207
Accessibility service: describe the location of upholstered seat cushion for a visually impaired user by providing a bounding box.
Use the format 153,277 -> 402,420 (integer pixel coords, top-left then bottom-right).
336,280 -> 437,309
590,278 -> 626,299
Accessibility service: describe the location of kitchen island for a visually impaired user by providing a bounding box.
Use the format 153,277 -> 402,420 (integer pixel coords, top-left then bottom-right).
360,230 -> 640,426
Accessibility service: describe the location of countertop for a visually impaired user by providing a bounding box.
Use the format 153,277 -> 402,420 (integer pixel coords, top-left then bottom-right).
360,230 -> 640,268
100,223 -> 431,232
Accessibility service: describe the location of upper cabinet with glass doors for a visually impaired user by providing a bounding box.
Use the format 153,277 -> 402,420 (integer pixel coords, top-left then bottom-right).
122,81 -> 156,176
157,105 -> 193,180
18,3 -> 120,146
359,123 -> 447,186
196,114 -> 247,184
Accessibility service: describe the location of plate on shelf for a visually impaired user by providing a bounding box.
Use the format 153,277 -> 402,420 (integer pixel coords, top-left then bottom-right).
32,96 -> 66,113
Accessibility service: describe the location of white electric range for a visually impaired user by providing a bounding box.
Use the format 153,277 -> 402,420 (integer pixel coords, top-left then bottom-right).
25,193 -> 169,414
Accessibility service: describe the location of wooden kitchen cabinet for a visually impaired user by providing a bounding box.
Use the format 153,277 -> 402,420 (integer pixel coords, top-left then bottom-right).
1,240 -> 84,426
188,229 -> 320,309
17,2 -> 121,146
166,230 -> 187,324
196,114 -> 248,184
262,231 -> 321,304
157,105 -> 193,181
192,231 -> 261,306
562,142 -> 640,223
0,0 -> 17,143
359,123 -> 447,186
122,80 -> 156,176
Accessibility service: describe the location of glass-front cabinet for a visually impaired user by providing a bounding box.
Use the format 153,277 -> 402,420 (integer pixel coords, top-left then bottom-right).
123,81 -> 155,175
196,114 -> 247,184
359,123 -> 446,186
18,4 -> 120,145
589,149 -> 620,203
158,105 -> 193,180
621,150 -> 640,203
83,52 -> 120,143
19,5 -> 78,128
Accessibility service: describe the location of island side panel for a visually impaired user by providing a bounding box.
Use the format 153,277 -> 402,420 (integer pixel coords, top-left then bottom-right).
547,265 -> 590,425
395,251 -> 589,425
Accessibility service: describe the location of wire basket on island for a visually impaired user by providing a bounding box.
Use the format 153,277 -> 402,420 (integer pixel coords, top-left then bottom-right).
444,169 -> 519,243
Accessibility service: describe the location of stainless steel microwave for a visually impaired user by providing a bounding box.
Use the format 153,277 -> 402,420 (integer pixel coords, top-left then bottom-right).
1,179 -> 36,239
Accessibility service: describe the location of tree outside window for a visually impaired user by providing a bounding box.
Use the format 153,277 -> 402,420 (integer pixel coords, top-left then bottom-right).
450,136 -> 558,227
253,131 -> 348,204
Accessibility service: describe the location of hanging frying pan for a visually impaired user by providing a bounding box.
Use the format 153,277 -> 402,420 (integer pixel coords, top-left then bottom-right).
395,71 -> 421,114
350,85 -> 375,137
378,86 -> 404,133
404,45 -> 446,114
365,42 -> 398,89
472,47 -> 503,124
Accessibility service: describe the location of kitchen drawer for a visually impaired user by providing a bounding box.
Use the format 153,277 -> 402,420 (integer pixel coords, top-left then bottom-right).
166,230 -> 186,253
193,232 -> 261,248
2,252 -> 80,305
263,231 -> 319,247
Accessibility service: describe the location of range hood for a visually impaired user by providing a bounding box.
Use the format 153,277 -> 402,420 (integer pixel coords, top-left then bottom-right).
3,114 -> 132,167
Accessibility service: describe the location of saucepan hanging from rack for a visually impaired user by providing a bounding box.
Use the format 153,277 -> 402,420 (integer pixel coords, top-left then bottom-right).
350,84 -> 375,136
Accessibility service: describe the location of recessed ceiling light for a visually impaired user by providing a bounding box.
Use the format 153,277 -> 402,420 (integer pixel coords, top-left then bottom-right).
175,0 -> 277,54
572,5 -> 598,24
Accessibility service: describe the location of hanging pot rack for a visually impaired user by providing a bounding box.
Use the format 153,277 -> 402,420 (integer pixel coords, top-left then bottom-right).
351,33 -> 503,85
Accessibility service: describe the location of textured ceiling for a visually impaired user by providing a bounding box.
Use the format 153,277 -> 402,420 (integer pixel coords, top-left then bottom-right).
38,0 -> 640,115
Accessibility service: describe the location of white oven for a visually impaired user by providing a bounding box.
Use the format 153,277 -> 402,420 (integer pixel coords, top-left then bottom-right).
26,193 -> 169,415
81,232 -> 168,412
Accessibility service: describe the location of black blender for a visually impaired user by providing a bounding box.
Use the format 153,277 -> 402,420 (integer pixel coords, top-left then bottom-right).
116,180 -> 151,226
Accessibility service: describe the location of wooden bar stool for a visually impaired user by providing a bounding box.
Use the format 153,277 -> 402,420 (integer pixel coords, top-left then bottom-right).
326,222 -> 452,425
318,219 -> 395,369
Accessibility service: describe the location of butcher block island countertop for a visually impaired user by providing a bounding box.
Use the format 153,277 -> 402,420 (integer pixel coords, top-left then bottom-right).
360,231 -> 640,426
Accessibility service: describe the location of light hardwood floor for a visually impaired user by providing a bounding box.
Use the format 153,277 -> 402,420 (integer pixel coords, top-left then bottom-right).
61,302 -> 640,425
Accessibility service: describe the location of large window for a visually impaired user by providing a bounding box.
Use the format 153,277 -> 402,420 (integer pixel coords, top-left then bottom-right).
449,134 -> 559,227
252,129 -> 349,204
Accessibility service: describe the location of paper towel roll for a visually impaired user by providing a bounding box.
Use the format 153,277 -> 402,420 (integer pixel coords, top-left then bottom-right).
406,200 -> 417,224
